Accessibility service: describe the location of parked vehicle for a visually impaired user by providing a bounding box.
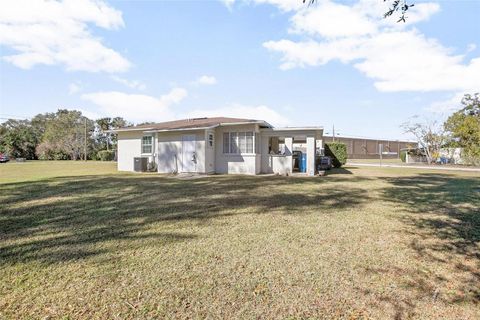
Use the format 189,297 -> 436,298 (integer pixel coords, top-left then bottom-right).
0,153 -> 10,163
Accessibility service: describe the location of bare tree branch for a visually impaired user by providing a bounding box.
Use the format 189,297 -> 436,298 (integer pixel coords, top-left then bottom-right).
304,0 -> 415,23
401,117 -> 446,164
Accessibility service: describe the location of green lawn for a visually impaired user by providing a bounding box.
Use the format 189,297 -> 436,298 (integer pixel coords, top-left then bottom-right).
1,161 -> 479,319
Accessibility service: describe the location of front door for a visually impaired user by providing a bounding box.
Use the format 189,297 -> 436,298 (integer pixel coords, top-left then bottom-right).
181,134 -> 197,172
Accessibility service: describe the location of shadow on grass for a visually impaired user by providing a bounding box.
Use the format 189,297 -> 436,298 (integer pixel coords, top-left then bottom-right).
383,173 -> 480,259
0,174 -> 371,265
376,173 -> 480,315
326,167 -> 354,175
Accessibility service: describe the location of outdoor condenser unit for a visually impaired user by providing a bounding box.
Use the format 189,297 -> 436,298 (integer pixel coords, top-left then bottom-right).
134,157 -> 148,172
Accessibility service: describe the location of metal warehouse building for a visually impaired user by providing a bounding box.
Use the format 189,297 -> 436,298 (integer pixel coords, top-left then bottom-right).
323,135 -> 417,159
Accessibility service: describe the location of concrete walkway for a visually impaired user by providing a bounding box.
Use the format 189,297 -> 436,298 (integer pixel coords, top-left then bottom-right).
347,162 -> 480,172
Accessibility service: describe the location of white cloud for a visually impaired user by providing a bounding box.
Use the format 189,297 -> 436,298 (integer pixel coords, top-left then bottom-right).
251,0 -> 303,12
81,85 -> 288,127
111,76 -> 146,90
68,82 -> 82,95
184,104 -> 290,127
193,75 -> 217,86
467,43 -> 477,53
0,0 -> 130,72
76,107 -> 102,120
220,0 -> 236,10
290,1 -> 378,38
261,0 -> 480,95
221,0 -> 302,12
427,92 -> 466,114
81,88 -> 188,123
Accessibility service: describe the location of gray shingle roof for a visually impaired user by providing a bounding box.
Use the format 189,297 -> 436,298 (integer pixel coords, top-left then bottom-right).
118,117 -> 269,131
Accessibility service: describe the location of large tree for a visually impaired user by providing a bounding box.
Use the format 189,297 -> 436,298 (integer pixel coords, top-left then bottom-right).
36,110 -> 95,160
95,116 -> 130,152
96,117 -> 112,151
401,117 -> 446,164
444,93 -> 480,164
0,119 -> 39,159
1,110 -> 131,160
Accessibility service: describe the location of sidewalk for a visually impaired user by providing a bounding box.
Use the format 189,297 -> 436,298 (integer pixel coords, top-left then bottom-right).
347,162 -> 480,172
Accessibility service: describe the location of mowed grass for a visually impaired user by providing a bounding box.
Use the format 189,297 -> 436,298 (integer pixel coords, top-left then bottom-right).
0,162 -> 479,319
347,158 -> 404,164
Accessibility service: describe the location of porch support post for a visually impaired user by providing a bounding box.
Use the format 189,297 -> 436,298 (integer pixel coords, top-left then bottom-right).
284,136 -> 293,174
306,135 -> 316,176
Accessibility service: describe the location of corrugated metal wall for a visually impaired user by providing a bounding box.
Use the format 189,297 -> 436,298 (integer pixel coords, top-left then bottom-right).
323,137 -> 417,159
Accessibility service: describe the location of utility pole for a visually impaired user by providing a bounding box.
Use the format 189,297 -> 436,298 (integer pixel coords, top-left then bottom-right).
84,117 -> 87,161
332,124 -> 335,142
379,143 -> 383,166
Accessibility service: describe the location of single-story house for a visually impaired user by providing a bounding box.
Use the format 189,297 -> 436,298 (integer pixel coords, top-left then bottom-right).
113,117 -> 324,176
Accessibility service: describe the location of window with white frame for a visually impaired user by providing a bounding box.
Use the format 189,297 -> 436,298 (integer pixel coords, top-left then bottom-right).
223,132 -> 254,154
141,135 -> 153,154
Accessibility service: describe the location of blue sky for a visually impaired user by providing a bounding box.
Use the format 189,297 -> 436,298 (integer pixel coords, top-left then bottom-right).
0,0 -> 479,139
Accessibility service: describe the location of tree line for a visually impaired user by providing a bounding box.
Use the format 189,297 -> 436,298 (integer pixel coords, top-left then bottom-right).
403,93 -> 480,165
0,109 -> 131,160
1,93 -> 479,164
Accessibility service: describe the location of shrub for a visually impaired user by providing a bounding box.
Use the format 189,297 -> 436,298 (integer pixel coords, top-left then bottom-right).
400,150 -> 407,162
325,142 -> 347,168
97,150 -> 115,161
36,142 -> 69,160
463,148 -> 480,166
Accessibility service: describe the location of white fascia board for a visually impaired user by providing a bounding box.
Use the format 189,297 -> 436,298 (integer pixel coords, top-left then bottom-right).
143,125 -> 219,133
219,121 -> 272,128
108,127 -> 154,133
270,127 -> 323,131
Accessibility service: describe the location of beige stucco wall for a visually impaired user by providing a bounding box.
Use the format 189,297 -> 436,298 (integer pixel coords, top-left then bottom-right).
117,125 -> 323,175
117,130 -> 206,173
268,155 -> 291,174
117,131 -> 144,171
205,130 -> 215,173
260,135 -> 280,174
157,130 -> 206,173
214,124 -> 259,175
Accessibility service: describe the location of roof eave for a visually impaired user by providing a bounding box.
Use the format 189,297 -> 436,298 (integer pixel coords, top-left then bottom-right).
219,120 -> 273,128
264,126 -> 324,131
143,125 -> 219,133
108,127 -> 154,133
108,119 -> 272,133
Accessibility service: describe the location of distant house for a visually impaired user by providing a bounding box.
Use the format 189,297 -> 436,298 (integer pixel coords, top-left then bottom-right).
113,117 -> 324,176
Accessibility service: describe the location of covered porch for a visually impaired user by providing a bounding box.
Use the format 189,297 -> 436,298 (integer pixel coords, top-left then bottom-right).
259,127 -> 324,176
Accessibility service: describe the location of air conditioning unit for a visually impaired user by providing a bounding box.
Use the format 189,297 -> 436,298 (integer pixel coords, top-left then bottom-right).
134,157 -> 148,172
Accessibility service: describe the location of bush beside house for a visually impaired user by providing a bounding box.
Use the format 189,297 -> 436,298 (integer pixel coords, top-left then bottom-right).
97,150 -> 115,161
325,142 -> 347,168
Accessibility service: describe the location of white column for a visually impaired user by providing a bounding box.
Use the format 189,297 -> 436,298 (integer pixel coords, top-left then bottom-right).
318,139 -> 323,154
306,136 -> 316,176
155,132 -> 159,172
284,137 -> 293,174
